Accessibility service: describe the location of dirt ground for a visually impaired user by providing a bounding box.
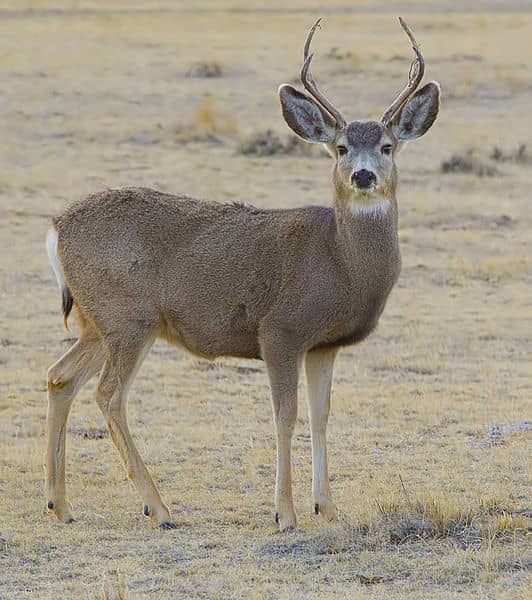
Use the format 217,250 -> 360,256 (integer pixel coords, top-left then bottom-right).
0,1 -> 530,598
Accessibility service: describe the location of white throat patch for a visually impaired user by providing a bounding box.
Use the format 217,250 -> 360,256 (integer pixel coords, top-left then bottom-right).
348,199 -> 390,217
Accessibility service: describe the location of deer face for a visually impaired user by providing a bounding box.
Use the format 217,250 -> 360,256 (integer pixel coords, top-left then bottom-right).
333,120 -> 396,202
279,17 -> 440,213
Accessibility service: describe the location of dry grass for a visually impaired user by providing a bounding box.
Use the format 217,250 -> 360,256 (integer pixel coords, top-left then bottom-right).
186,61 -> 224,79
237,130 -> 322,157
0,1 -> 531,598
440,150 -> 498,176
102,570 -> 130,600
175,97 -> 238,143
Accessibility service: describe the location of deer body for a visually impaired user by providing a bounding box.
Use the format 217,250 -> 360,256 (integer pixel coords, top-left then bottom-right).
54,186 -> 399,360
44,18 -> 439,531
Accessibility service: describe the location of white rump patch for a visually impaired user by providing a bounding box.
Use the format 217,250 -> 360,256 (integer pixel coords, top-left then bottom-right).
348,199 -> 390,217
46,227 -> 66,292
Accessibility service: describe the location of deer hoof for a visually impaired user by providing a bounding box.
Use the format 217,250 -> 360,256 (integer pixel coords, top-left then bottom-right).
275,509 -> 297,531
158,521 -> 178,530
279,525 -> 295,534
314,499 -> 338,521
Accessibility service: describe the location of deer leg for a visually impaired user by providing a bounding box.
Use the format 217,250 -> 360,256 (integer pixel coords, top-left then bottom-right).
305,347 -> 338,521
46,331 -> 104,523
263,347 -> 300,532
95,332 -> 175,529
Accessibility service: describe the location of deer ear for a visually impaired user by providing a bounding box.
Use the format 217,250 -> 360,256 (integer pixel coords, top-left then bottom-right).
391,81 -> 440,141
278,84 -> 336,144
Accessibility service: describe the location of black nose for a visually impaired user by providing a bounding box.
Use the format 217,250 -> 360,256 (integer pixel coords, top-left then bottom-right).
352,169 -> 376,189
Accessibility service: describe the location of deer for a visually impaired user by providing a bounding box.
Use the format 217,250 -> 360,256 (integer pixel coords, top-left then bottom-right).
44,17 -> 440,531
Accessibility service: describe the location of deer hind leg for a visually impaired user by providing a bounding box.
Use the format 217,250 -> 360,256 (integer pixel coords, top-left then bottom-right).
305,347 -> 338,521
46,330 -> 104,523
95,330 -> 175,529
263,344 -> 300,532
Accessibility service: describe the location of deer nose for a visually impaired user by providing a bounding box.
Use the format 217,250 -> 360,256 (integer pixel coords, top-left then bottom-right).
352,169 -> 376,189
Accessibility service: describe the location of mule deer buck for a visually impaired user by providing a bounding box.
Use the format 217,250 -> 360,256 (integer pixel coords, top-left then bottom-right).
45,17 -> 440,531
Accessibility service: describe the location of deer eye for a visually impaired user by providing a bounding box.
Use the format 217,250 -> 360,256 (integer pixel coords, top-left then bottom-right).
381,144 -> 392,156
337,145 -> 348,156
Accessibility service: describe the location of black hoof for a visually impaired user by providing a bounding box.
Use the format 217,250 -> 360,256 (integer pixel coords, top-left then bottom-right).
47,501 -> 54,510
158,521 -> 178,530
314,503 -> 319,515
274,512 -> 279,524
66,517 -> 76,524
143,504 -> 151,517
279,525 -> 295,534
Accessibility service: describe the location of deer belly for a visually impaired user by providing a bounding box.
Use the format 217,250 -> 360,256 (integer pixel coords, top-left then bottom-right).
161,303 -> 261,360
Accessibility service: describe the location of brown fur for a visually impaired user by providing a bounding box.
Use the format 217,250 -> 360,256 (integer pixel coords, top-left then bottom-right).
45,177 -> 401,531
53,186 -> 400,359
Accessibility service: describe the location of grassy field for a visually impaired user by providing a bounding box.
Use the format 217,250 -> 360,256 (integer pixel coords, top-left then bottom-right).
0,1 -> 530,598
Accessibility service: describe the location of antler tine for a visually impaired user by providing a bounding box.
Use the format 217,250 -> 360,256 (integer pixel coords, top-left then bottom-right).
381,17 -> 425,126
301,18 -> 347,128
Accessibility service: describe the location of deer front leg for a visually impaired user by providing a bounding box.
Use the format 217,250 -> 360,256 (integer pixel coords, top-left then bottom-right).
305,347 -> 338,521
263,346 -> 299,532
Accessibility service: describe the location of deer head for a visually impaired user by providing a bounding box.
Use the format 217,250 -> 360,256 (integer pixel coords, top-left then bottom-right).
279,17 -> 441,213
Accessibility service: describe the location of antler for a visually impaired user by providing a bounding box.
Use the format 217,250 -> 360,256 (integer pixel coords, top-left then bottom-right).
301,18 -> 347,129
381,17 -> 425,126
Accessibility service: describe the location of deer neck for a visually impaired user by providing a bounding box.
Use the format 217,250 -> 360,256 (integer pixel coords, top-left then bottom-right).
331,184 -> 400,279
